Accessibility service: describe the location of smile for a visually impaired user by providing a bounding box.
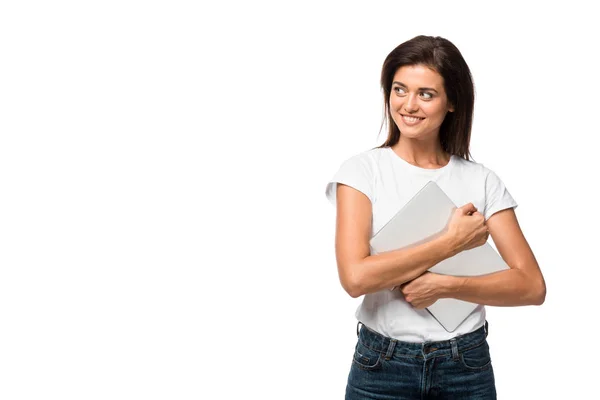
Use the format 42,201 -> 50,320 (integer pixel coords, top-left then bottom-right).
401,114 -> 425,125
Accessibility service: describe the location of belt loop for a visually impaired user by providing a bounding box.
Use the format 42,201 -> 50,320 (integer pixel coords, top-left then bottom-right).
385,339 -> 397,360
356,321 -> 362,337
484,320 -> 489,337
450,338 -> 459,360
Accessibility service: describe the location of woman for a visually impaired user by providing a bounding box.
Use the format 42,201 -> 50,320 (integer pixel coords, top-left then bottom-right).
325,35 -> 546,399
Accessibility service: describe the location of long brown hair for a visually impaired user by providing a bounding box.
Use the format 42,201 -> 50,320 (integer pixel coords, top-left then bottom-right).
376,35 -> 476,161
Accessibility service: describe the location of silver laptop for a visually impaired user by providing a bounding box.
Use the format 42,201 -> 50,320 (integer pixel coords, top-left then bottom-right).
369,180 -> 509,332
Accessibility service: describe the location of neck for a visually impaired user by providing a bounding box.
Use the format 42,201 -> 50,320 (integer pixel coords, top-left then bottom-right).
390,142 -> 450,168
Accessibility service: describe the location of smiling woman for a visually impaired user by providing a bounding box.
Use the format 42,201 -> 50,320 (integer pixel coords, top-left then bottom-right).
325,34 -> 545,400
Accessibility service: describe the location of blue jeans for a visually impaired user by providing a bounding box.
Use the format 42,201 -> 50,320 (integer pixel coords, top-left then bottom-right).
346,320 -> 496,399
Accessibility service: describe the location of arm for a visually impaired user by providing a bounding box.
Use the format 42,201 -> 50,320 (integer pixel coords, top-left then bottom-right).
334,183 -> 459,298
437,207 -> 546,306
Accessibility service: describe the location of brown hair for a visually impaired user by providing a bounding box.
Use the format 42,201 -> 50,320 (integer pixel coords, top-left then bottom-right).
376,35 -> 476,161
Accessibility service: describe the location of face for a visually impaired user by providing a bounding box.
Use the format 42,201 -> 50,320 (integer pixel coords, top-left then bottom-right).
389,64 -> 454,140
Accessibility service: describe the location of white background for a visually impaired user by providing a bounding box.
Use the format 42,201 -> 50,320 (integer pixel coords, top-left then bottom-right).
0,1 -> 597,399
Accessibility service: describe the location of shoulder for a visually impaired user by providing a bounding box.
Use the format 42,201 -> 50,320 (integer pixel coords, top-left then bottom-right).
448,155 -> 518,220
344,146 -> 386,162
337,146 -> 386,171
451,154 -> 492,178
451,154 -> 484,169
452,156 -> 512,192
326,147 -> 385,206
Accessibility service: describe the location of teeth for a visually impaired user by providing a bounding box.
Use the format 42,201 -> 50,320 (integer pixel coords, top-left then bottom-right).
403,115 -> 424,122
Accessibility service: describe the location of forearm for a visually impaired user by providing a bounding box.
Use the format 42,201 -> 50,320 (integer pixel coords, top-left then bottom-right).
353,234 -> 458,297
439,268 -> 546,306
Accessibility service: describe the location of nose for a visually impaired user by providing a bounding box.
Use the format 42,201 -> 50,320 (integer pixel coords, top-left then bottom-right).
404,94 -> 419,113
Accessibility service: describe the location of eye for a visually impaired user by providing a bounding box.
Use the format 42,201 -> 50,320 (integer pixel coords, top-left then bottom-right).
420,92 -> 433,99
393,86 -> 406,95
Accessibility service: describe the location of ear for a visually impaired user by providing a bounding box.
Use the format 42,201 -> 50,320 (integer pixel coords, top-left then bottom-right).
448,104 -> 455,113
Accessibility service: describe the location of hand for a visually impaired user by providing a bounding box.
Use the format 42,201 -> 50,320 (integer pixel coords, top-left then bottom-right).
445,203 -> 489,254
398,272 -> 446,309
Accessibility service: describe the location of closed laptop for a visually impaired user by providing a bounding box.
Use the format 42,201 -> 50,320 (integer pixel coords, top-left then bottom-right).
369,180 -> 509,332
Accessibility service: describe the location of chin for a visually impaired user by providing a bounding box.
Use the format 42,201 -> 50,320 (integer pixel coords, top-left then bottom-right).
399,130 -> 435,140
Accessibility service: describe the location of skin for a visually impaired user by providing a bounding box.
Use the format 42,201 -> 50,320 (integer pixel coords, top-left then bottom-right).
388,64 -> 455,168
335,64 -> 546,307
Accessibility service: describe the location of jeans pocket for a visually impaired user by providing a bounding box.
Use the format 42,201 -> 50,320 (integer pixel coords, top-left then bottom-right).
352,340 -> 383,371
459,339 -> 492,371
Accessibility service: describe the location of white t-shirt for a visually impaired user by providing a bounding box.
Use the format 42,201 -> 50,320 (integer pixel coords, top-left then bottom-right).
325,146 -> 518,342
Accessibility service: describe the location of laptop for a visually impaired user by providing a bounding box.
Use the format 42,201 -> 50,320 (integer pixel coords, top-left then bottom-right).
369,180 -> 509,332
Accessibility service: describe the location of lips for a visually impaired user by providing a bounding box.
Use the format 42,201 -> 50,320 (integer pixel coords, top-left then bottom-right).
401,114 -> 425,125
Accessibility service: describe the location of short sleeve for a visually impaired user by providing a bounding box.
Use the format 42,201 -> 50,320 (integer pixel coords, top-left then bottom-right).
325,154 -> 375,206
483,169 -> 518,221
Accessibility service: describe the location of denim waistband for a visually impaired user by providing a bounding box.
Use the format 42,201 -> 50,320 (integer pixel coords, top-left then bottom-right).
356,320 -> 489,361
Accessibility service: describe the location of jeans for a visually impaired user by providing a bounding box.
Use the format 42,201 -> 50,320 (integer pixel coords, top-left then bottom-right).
346,320 -> 496,399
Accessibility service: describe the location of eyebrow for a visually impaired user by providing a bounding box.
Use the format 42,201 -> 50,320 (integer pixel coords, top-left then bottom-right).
392,81 -> 439,93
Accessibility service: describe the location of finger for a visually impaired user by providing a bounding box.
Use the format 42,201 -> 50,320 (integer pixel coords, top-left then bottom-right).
461,202 -> 477,215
